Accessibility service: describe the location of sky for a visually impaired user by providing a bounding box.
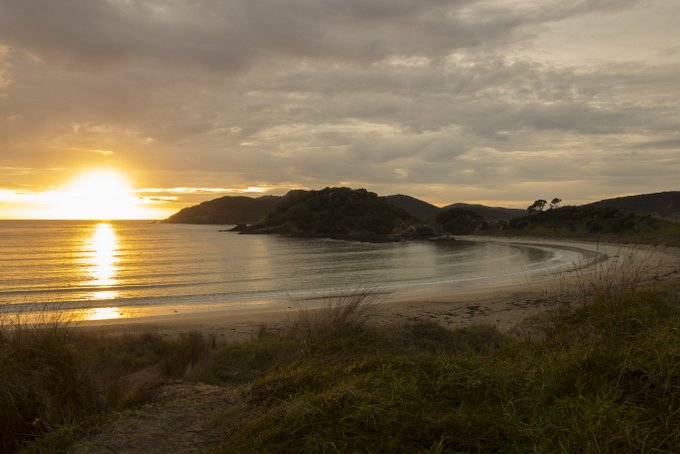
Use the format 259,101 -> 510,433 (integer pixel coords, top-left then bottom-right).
0,0 -> 679,218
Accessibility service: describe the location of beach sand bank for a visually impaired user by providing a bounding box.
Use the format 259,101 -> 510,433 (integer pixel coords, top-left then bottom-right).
77,237 -> 680,341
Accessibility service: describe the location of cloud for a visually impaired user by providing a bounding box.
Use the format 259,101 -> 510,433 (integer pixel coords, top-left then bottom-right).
0,0 -> 678,212
633,139 -> 680,150
0,0 -> 643,72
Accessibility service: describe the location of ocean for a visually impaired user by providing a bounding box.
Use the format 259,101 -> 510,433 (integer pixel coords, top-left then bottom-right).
0,220 -> 588,321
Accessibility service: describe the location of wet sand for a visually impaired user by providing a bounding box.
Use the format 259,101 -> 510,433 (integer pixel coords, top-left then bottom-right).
78,237 -> 680,341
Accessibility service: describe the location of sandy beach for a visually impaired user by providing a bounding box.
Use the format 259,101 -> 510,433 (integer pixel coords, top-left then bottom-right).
73,236 -> 680,341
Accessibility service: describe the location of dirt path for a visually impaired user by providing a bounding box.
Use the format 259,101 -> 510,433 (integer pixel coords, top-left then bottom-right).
73,382 -> 240,454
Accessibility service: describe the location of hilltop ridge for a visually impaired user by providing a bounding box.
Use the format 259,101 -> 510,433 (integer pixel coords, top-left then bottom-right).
165,190 -> 526,225
165,188 -> 680,230
165,195 -> 280,224
585,191 -> 680,218
442,203 -> 525,221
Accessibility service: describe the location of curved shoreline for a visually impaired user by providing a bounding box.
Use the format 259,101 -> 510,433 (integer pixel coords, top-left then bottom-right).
373,236 -> 680,333
77,236 -> 680,340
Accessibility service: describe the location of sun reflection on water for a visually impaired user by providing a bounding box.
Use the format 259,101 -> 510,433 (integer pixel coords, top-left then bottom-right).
85,223 -> 120,300
82,307 -> 125,321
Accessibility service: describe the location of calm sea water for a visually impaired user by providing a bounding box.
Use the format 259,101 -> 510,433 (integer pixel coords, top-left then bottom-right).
0,221 -> 590,320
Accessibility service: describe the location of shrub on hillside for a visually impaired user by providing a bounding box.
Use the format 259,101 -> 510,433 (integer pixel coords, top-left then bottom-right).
507,205 -> 658,234
436,207 -> 487,234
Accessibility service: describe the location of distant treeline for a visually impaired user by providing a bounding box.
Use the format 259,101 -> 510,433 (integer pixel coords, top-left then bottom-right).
506,205 -> 661,234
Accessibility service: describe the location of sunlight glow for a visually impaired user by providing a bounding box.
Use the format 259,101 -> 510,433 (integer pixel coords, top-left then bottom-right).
41,169 -> 159,220
84,223 -> 120,300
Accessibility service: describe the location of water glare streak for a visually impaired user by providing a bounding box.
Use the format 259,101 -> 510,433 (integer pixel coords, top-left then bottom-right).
84,223 -> 120,300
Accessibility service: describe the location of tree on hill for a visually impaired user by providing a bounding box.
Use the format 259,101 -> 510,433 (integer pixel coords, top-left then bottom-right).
550,198 -> 562,210
508,205 -> 660,234
527,199 -> 547,215
435,207 -> 487,235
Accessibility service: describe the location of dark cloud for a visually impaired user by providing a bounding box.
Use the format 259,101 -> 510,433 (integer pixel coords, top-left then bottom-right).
0,0 -> 642,71
633,139 -> 680,149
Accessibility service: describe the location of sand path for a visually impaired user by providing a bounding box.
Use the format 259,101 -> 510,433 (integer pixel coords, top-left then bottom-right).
72,382 -> 242,454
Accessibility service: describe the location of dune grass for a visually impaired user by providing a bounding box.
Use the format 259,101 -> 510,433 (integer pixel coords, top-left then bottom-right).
0,311 -> 215,452
0,310 -> 95,452
5,265 -> 680,452
209,283 -> 680,453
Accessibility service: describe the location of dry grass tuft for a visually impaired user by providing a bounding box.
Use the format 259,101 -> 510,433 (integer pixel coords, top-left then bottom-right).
514,247 -> 664,342
553,246 -> 661,302
283,288 -> 380,353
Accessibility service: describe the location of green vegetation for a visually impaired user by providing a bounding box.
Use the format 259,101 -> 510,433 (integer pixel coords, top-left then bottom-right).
503,205 -> 680,246
436,207 -> 487,234
213,282 -> 680,453
242,187 -> 420,240
0,314 -> 212,452
5,267 -> 680,452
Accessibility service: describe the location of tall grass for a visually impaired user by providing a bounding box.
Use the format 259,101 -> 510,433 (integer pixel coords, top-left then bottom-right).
0,308 -> 215,451
528,247 -> 664,336
0,310 -> 96,452
282,289 -> 380,353
559,247 -> 660,301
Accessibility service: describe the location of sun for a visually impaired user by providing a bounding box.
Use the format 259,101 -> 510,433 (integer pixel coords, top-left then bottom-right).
42,169 -> 158,220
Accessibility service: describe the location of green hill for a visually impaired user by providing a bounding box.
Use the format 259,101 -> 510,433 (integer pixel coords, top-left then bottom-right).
165,195 -> 280,224
585,191 -> 680,218
241,187 -> 418,241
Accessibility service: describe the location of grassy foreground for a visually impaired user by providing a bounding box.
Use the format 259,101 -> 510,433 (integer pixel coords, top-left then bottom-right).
3,280 -> 680,452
